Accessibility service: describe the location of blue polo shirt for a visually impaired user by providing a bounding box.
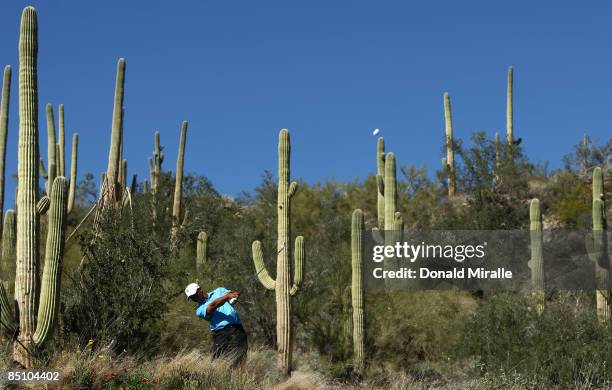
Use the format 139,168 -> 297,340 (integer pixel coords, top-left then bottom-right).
196,287 -> 242,331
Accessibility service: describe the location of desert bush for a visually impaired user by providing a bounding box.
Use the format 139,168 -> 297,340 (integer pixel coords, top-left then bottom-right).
62,200 -> 181,354
458,293 -> 612,388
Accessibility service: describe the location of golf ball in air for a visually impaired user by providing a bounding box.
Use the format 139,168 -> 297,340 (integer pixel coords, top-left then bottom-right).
373,128 -> 380,136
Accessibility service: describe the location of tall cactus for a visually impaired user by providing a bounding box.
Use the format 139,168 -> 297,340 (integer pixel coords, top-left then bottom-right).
506,66 -> 513,144
376,137 -> 385,229
443,92 -> 456,197
14,6 -> 40,366
587,167 -> 609,322
351,209 -> 365,372
67,133 -> 78,213
251,129 -> 305,377
171,121 -> 188,244
11,7 -> 69,367
196,231 -> 207,270
528,199 -> 545,314
0,65 -> 10,240
104,58 -> 125,206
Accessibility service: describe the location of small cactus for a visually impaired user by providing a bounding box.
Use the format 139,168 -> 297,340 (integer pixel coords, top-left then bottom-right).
528,199 -> 545,313
351,209 -> 365,372
196,231 -> 207,269
152,131 -> 164,193
443,92 -> 456,196
586,167 -> 609,322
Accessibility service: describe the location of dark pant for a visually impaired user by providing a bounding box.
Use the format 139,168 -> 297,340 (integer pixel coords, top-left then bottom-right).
211,324 -> 248,367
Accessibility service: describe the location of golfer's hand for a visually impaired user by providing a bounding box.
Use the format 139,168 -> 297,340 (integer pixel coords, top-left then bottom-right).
226,291 -> 240,300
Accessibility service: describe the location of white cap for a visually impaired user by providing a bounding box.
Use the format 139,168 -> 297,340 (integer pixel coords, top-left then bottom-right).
184,282 -> 200,299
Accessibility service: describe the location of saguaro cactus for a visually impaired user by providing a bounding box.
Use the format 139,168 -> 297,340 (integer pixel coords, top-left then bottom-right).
11,7 -> 69,367
587,167 -> 609,322
14,6 -> 40,366
171,121 -> 188,244
0,65 -> 10,239
506,66 -> 513,144
351,209 -> 365,372
376,137 -> 385,229
528,199 -> 545,314
196,231 -> 207,270
151,130 -> 164,193
443,92 -> 456,197
251,129 -> 305,377
493,132 -> 501,185
67,133 -> 78,213
103,58 -> 125,206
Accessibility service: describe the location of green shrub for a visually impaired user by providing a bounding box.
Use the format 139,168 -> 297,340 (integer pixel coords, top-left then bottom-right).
458,294 -> 612,388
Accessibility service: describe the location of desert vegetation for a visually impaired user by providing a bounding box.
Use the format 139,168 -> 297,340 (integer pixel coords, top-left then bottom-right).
0,5 -> 610,389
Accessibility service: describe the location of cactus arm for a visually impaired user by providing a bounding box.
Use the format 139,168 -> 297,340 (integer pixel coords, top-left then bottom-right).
288,181 -> 297,198
33,177 -> 67,347
104,58 -> 125,204
57,104 -> 64,176
36,196 -> 49,215
372,227 -> 383,244
289,236 -> 304,296
147,157 -> 154,186
0,66 -> 11,239
383,153 -> 398,231
1,209 -> 16,276
45,103 -> 56,188
67,133 -> 77,213
39,158 -> 47,179
252,241 -> 276,290
0,282 -> 16,335
120,159 -> 127,190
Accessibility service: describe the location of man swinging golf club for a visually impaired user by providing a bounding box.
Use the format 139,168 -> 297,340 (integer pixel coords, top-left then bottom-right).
185,282 -> 248,366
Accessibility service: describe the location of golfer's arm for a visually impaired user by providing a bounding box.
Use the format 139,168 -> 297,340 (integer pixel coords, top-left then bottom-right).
205,294 -> 230,316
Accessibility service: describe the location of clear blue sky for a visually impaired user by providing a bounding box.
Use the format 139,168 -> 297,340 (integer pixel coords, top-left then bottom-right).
0,1 -> 610,206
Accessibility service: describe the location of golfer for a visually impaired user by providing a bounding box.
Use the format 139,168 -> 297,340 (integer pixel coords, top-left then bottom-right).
185,282 -> 248,366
